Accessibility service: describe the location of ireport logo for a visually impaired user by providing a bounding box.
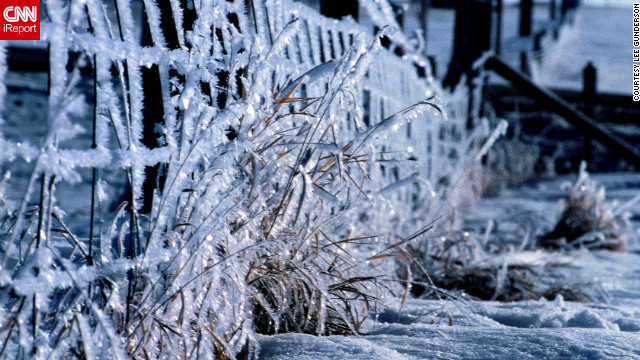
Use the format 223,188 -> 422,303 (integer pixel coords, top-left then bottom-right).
0,0 -> 39,40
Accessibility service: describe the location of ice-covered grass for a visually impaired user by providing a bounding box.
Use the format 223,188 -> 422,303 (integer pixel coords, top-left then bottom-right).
400,195 -> 619,304
539,162 -> 631,251
400,162 -> 636,304
0,0 -> 505,358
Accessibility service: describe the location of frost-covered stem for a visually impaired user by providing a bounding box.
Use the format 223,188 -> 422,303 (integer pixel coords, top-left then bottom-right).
125,198 -> 138,326
32,173 -> 47,356
45,175 -> 55,248
88,159 -> 96,262
2,160 -> 40,268
112,0 -> 125,43
31,294 -> 38,356
0,297 -> 22,357
125,269 -> 135,325
111,0 -> 134,147
88,54 -> 98,266
262,0 -> 275,44
111,0 -> 140,324
36,173 -> 46,249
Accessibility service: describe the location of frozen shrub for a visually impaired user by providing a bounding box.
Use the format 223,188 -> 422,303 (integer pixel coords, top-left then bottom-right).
0,0 -> 519,356
539,162 -> 629,251
249,256 -> 379,335
403,230 -> 593,302
0,0 -> 469,357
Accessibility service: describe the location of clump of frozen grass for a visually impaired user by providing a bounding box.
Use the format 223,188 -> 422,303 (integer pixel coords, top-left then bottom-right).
0,0 -> 457,357
249,255 -> 379,335
403,230 -> 593,302
539,162 -> 629,252
401,161 -> 631,303
0,0 -> 531,356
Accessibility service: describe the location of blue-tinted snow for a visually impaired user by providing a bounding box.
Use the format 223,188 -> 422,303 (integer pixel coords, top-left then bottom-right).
259,173 -> 640,359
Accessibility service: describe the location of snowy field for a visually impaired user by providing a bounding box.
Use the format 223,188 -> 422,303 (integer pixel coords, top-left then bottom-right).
258,173 -> 640,359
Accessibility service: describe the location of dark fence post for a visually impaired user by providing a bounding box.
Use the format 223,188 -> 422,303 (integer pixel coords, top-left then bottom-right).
421,0 -> 431,53
139,0 -> 196,213
582,62 -> 597,163
443,0 -> 492,90
549,0 -> 557,20
494,0 -> 503,55
583,63 -> 596,107
519,0 -> 532,37
484,56 -> 640,168
560,0 -> 577,22
321,0 -> 358,20
534,31 -> 543,52
520,52 -> 530,76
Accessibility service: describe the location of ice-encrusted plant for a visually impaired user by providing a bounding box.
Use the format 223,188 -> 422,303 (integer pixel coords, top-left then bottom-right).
402,229 -> 594,302
0,0 -> 504,358
0,0 -> 470,359
539,162 -> 631,251
403,160 -> 635,303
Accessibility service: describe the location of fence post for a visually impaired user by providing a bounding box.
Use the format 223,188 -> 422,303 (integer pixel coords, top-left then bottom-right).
560,0 -> 577,22
582,62 -> 597,163
549,0 -> 556,20
520,52 -> 530,76
443,0 -> 492,90
494,0 -> 503,55
420,0 -> 431,53
139,0 -> 193,213
519,0 -> 532,37
533,31 -> 543,52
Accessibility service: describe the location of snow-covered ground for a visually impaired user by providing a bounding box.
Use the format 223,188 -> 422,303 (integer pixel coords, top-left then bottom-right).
258,173 -> 640,359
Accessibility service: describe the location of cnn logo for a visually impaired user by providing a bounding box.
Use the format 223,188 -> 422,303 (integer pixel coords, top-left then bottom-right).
3,6 -> 37,23
0,1 -> 40,40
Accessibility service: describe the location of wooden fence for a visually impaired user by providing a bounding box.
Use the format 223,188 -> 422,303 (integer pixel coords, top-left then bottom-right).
0,0 -> 478,237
